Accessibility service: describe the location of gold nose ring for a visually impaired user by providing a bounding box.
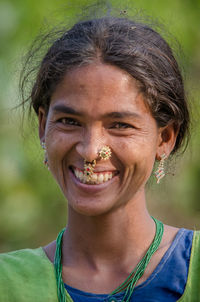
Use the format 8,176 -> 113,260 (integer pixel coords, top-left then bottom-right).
83,146 -> 112,182
83,159 -> 96,180
99,146 -> 112,161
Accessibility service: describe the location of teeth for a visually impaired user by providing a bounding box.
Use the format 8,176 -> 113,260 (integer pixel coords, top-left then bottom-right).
72,167 -> 115,185
104,173 -> 109,182
74,169 -> 79,178
98,173 -> 104,184
79,171 -> 83,179
91,173 -> 97,182
108,173 -> 112,180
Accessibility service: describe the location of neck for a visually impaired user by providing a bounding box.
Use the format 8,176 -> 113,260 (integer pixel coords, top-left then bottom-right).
62,195 -> 155,268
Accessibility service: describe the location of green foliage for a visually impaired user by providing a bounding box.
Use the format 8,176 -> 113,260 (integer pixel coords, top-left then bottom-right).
0,0 -> 200,252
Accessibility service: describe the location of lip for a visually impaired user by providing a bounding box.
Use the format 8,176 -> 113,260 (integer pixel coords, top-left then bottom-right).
69,167 -> 119,193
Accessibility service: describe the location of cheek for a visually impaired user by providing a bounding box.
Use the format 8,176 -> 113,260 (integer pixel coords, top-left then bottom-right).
114,138 -> 157,174
45,131 -> 72,166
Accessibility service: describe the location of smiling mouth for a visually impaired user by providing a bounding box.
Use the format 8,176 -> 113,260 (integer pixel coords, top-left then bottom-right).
69,166 -> 119,185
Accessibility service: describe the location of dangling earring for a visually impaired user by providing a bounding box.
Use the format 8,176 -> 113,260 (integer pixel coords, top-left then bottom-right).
155,154 -> 166,184
41,141 -> 49,169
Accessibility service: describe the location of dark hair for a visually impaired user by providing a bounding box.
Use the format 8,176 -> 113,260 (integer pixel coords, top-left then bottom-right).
21,17 -> 190,154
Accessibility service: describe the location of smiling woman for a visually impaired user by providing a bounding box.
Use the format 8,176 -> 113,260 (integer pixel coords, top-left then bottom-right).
0,14 -> 199,302
39,64 -> 161,217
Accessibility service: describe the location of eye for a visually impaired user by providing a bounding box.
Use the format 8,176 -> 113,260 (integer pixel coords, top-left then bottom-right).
111,122 -> 133,129
57,117 -> 80,126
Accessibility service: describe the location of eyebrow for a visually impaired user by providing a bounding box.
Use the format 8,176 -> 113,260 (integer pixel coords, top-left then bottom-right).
52,105 -> 83,116
105,112 -> 141,119
52,104 -> 141,119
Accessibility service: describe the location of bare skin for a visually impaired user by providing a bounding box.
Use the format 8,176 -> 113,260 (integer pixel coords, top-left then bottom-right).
39,63 -> 179,294
44,218 -> 178,293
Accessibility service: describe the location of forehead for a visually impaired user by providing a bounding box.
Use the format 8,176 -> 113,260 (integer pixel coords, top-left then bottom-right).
50,63 -> 150,116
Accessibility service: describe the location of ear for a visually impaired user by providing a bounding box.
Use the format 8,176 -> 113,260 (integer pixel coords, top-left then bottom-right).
156,123 -> 179,160
38,106 -> 47,143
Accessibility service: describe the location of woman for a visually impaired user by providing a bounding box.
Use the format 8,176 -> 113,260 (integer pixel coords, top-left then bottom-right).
0,16 -> 199,302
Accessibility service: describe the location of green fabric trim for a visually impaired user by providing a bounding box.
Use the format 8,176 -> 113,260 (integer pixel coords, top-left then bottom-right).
0,247 -> 58,302
177,231 -> 200,302
0,232 -> 199,301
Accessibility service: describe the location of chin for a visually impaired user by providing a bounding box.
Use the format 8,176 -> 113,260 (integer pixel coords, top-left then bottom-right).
68,198 -> 117,217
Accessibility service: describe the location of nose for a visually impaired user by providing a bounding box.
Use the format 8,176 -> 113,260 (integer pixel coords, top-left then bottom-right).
76,127 -> 106,162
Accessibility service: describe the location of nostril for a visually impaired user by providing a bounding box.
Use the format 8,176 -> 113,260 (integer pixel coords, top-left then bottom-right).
75,141 -> 103,163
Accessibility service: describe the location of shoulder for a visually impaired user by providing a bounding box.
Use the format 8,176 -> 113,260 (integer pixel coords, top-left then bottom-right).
0,246 -> 47,261
177,230 -> 200,302
162,225 -> 193,256
188,230 -> 200,275
0,248 -> 58,302
167,228 -> 194,273
0,247 -> 53,276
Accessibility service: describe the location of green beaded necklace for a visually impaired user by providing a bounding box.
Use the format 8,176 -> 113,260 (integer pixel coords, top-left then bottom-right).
54,217 -> 164,302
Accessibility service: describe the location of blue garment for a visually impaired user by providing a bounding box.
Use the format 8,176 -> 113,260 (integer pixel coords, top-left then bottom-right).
64,229 -> 193,302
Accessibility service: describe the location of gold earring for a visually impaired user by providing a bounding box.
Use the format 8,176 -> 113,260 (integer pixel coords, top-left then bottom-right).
99,146 -> 112,160
41,141 -> 49,169
155,154 -> 166,184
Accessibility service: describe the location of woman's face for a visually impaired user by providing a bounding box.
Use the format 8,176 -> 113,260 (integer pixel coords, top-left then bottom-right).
39,63 -> 169,216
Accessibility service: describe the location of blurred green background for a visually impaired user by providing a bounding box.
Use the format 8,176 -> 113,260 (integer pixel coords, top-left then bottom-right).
0,0 -> 200,253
